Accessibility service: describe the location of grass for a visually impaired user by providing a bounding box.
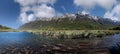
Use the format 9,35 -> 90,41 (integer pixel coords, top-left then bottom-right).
0,29 -> 14,32
20,30 -> 120,39
0,30 -> 119,53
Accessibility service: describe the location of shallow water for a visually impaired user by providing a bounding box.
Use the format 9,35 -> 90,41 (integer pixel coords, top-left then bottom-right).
0,32 -> 38,47
0,32 -> 119,47
0,32 -> 119,53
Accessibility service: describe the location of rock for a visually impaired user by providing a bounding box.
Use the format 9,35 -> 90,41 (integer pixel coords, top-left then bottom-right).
42,45 -> 48,48
67,47 -> 73,50
46,49 -> 51,52
56,44 -> 63,47
52,46 -> 61,50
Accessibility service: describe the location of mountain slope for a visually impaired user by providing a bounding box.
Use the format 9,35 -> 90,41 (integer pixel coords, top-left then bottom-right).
0,25 -> 11,30
19,12 -> 120,30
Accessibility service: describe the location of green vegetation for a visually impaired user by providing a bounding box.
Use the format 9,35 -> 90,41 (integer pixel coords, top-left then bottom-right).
0,25 -> 12,32
19,16 -> 116,30
109,26 -> 120,30
23,30 -> 120,39
0,25 -> 11,29
18,13 -> 120,39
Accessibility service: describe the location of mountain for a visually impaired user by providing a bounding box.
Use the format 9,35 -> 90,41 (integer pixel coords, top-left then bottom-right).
0,25 -> 11,30
19,11 -> 120,30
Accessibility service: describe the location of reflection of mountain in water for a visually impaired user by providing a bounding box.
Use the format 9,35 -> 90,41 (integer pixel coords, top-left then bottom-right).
93,34 -> 120,48
0,32 -> 119,49
0,32 -> 119,54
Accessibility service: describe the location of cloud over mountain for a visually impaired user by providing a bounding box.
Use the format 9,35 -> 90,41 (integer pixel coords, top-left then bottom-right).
14,0 -> 61,23
104,4 -> 120,21
15,0 -> 120,24
74,0 -> 120,21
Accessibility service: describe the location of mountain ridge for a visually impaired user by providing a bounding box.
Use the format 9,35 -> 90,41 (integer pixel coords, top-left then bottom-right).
19,11 -> 120,30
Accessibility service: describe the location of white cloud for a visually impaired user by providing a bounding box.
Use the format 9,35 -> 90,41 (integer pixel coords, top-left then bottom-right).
81,10 -> 90,15
32,4 -> 56,18
104,4 -> 120,21
74,0 -> 117,10
74,0 -> 96,9
38,0 -> 56,5
15,0 -> 61,24
15,0 -> 56,6
74,0 -> 120,22
19,12 -> 28,23
19,12 -> 35,23
97,0 -> 117,10
14,0 -> 37,6
21,6 -> 31,12
27,14 -> 35,22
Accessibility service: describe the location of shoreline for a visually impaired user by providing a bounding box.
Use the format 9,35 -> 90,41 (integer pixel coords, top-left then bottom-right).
1,30 -> 120,39
0,30 -> 119,53
0,29 -> 18,32
23,30 -> 120,39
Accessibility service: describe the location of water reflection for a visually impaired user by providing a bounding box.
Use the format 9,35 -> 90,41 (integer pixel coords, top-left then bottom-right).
0,32 -> 120,48
0,32 -> 119,54
97,34 -> 120,48
0,32 -> 37,47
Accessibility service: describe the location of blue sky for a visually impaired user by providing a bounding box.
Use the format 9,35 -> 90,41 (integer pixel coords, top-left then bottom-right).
0,0 -> 120,29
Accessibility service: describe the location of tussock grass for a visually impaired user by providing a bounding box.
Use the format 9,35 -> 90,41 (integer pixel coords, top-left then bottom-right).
21,30 -> 120,39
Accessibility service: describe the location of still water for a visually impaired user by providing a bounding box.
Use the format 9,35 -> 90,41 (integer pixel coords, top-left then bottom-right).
0,32 -> 119,53
0,32 -> 120,47
0,32 -> 39,47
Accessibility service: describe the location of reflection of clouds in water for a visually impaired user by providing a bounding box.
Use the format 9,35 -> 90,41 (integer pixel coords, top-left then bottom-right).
0,32 -> 120,49
96,34 -> 120,48
89,34 -> 120,49
0,32 -> 36,46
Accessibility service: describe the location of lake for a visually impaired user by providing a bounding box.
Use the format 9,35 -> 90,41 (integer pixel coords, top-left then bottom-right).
0,32 -> 38,47
0,32 -> 119,54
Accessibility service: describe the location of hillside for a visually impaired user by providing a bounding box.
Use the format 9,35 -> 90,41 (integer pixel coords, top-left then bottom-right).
19,12 -> 120,30
0,25 -> 11,30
